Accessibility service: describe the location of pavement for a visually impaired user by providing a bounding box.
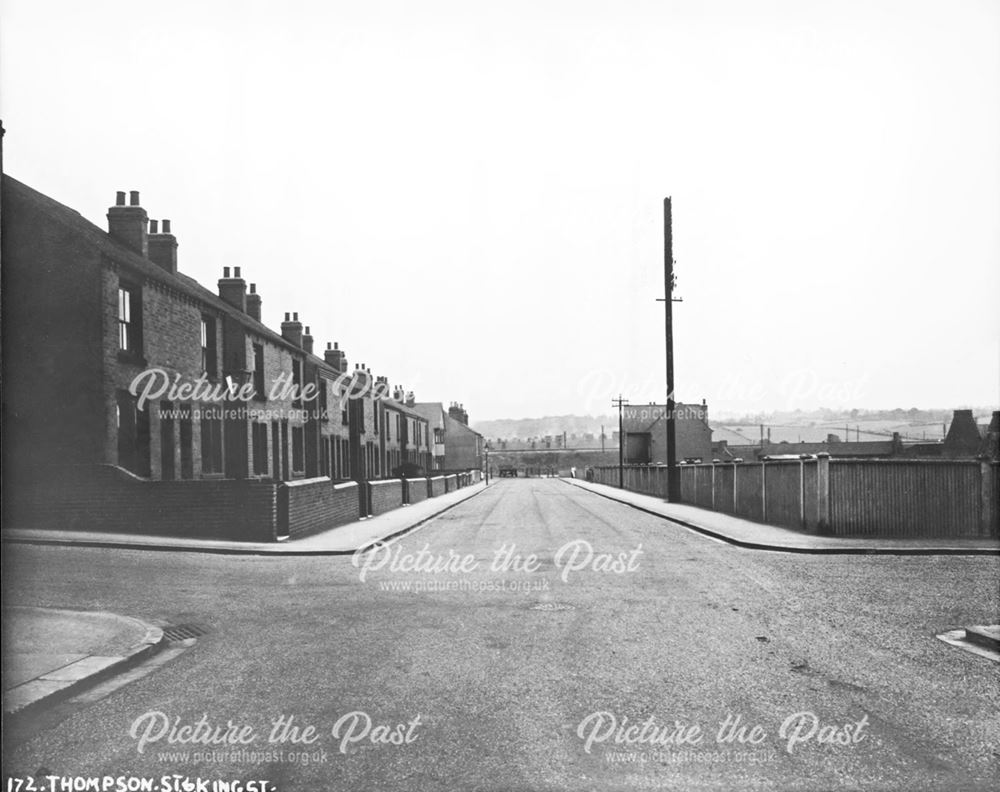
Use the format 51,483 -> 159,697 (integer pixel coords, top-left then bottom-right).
1,479 -> 489,555
563,477 -> 1000,555
2,606 -> 163,717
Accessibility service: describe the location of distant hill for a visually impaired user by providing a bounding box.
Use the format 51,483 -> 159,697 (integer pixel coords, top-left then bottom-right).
474,407 -> 998,442
472,415 -> 616,440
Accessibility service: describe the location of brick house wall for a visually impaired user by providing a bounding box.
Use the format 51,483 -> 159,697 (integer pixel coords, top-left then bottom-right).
623,403 -> 713,464
412,403 -> 447,470
2,177 -> 108,488
380,398 -> 404,474
443,415 -> 484,470
313,372 -> 351,480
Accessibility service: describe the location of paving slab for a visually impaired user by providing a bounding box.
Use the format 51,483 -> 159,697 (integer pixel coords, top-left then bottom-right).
2,607 -> 164,717
562,477 -> 1000,555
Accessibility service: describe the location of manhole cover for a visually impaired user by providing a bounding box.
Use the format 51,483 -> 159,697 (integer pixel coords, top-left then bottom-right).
530,602 -> 576,612
162,624 -> 210,642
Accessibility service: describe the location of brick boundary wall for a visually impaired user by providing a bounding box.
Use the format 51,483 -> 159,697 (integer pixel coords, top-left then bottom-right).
9,464 -> 278,541
428,476 -> 446,497
279,478 -> 359,539
405,477 -> 429,505
369,479 -> 404,515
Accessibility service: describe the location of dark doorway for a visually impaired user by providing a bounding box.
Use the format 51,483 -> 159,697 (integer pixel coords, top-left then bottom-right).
179,404 -> 194,479
160,401 -> 176,480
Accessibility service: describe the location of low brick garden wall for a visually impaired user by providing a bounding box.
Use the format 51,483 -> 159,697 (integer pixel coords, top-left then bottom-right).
405,477 -> 429,505
428,476 -> 446,497
279,478 -> 359,539
369,479 -> 404,515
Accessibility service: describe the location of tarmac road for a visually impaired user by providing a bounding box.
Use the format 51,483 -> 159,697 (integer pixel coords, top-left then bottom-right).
3,477 -> 998,791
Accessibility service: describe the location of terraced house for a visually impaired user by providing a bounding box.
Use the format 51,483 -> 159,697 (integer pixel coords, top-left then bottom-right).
2,173 -> 474,541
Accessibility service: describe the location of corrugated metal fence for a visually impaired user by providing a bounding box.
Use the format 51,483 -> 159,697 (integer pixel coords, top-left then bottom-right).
591,458 -> 998,538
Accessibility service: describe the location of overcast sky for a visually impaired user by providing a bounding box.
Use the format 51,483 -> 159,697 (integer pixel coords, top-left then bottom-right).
2,0 -> 998,420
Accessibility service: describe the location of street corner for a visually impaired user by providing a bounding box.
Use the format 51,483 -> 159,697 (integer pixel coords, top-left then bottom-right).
3,606 -> 165,718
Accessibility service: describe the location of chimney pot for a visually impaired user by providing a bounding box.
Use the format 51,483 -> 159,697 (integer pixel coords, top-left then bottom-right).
223,267 -> 231,278
115,191 -> 126,206
129,190 -> 140,206
293,312 -> 299,321
234,266 -> 241,278
334,342 -> 339,350
250,283 -> 256,294
285,312 -> 290,321
162,219 -> 171,233
305,326 -> 310,334
327,342 -> 332,350
150,219 -> 159,234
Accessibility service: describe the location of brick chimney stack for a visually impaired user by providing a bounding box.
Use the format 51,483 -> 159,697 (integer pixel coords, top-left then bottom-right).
302,326 -> 314,355
218,267 -> 247,312
147,218 -> 178,275
324,342 -> 347,373
448,402 -> 469,425
107,190 -> 148,257
351,363 -> 372,398
943,409 -> 983,458
246,283 -> 262,322
281,311 -> 303,348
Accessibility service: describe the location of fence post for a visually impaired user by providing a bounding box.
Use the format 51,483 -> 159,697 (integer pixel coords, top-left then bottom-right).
817,453 -> 831,535
733,462 -> 739,514
799,459 -> 806,530
981,459 -> 998,538
711,462 -> 716,511
761,461 -> 767,523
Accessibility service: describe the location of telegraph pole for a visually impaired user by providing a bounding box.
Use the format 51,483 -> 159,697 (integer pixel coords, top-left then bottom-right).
658,197 -> 682,502
612,395 -> 629,489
